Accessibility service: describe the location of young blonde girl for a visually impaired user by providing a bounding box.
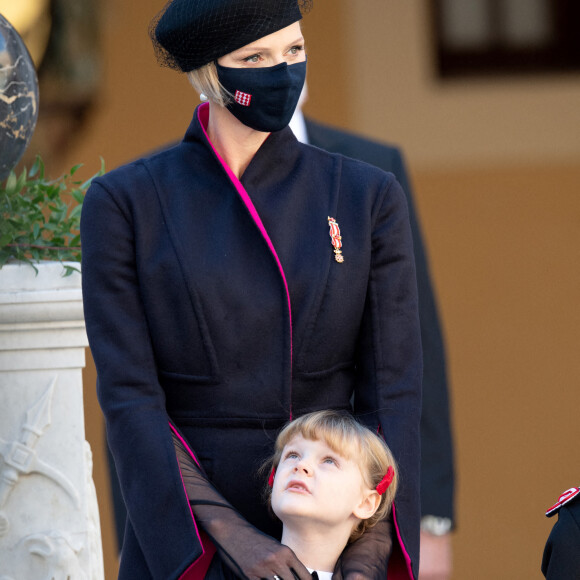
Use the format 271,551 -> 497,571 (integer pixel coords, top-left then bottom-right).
266,410 -> 399,576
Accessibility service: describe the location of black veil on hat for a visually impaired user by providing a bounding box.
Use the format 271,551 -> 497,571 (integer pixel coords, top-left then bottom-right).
150,0 -> 312,73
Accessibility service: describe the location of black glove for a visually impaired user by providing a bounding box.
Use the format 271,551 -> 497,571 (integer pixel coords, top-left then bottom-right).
332,519 -> 392,580
171,428 -> 312,580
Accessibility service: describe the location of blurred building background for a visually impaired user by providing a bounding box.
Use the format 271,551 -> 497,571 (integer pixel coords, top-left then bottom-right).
5,0 -> 580,578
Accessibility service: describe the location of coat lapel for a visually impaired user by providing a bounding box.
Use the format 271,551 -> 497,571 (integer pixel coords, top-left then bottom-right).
239,124 -> 344,373
146,104 -> 345,398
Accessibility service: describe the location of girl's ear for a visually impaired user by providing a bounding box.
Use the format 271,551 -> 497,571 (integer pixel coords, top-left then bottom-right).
353,489 -> 381,520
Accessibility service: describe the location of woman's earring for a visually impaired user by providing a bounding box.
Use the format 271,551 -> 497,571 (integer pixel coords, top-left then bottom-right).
200,93 -> 208,102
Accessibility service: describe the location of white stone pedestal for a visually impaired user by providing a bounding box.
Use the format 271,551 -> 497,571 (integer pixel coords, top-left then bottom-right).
0,262 -> 104,580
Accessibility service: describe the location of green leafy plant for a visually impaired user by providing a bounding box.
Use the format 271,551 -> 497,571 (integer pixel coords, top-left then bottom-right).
0,156 -> 104,275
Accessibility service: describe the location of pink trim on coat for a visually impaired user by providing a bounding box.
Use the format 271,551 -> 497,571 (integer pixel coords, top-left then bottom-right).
171,423 -> 202,468
388,502 -> 415,580
197,102 -> 294,419
377,425 -> 414,580
170,423 -> 218,580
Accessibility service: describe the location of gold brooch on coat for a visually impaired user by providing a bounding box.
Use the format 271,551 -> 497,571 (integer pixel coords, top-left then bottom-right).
327,217 -> 344,263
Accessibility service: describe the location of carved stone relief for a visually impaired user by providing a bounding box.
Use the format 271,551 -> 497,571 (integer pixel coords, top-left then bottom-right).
0,377 -> 80,524
25,531 -> 87,580
0,262 -> 104,578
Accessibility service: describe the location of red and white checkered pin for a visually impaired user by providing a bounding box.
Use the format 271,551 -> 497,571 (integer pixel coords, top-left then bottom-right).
235,90 -> 252,107
545,486 -> 580,517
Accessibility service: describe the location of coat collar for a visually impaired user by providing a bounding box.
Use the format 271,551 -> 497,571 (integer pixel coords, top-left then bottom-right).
182,103 -> 302,188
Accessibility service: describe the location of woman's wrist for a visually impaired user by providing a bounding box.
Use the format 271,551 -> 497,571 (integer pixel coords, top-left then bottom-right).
420,515 -> 453,536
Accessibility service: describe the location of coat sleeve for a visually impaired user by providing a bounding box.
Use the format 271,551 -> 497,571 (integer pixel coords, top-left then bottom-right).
354,176 -> 423,579
81,178 -> 206,579
389,150 -> 455,522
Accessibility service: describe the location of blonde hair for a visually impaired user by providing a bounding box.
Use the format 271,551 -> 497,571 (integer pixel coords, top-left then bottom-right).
267,410 -> 398,542
186,61 -> 232,107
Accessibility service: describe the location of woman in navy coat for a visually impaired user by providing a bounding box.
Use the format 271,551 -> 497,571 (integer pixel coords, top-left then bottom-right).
81,1 -> 422,578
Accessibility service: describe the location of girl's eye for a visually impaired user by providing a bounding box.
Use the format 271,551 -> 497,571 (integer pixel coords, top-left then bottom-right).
323,456 -> 338,466
284,451 -> 299,460
243,54 -> 261,63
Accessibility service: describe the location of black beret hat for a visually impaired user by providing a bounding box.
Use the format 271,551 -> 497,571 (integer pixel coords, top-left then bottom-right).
151,0 -> 312,73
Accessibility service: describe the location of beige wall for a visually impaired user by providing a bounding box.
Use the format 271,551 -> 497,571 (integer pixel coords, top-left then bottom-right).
413,164 -> 580,579
306,0 -> 580,169
69,1 -> 580,579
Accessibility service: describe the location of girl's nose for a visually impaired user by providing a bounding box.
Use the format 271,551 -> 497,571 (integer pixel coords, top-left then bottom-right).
294,461 -> 311,475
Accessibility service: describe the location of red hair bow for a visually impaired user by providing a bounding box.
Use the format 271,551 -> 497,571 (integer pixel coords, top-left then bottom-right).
376,466 -> 394,495
268,467 -> 276,488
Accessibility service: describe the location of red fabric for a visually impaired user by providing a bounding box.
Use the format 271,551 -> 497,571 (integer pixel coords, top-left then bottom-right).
376,465 -> 394,495
178,531 -> 217,580
546,486 -> 580,517
328,217 -> 342,250
268,467 -> 276,488
235,90 -> 252,107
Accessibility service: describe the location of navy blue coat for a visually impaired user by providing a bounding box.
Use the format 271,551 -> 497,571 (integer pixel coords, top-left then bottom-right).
81,103 -> 422,579
305,118 -> 454,522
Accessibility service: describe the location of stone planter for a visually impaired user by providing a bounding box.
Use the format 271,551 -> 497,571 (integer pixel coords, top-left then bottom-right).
0,262 -> 104,580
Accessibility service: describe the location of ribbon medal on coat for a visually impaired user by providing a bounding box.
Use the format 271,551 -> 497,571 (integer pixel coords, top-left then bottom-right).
327,217 -> 344,263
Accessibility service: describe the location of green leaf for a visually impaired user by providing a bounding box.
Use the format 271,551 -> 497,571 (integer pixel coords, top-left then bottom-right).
4,172 -> 17,195
38,158 -> 45,180
68,205 -> 83,220
69,164 -> 83,176
29,156 -> 41,178
15,168 -> 27,194
80,177 -> 94,190
1,156 -> 104,268
72,189 -> 85,204
62,264 -> 80,276
0,251 -> 11,267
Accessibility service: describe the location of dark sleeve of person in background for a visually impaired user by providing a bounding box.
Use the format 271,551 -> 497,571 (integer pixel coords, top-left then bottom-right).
542,498 -> 580,579
305,118 -> 455,523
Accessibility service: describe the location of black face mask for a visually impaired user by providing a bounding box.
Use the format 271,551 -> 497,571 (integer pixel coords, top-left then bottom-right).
216,60 -> 307,132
